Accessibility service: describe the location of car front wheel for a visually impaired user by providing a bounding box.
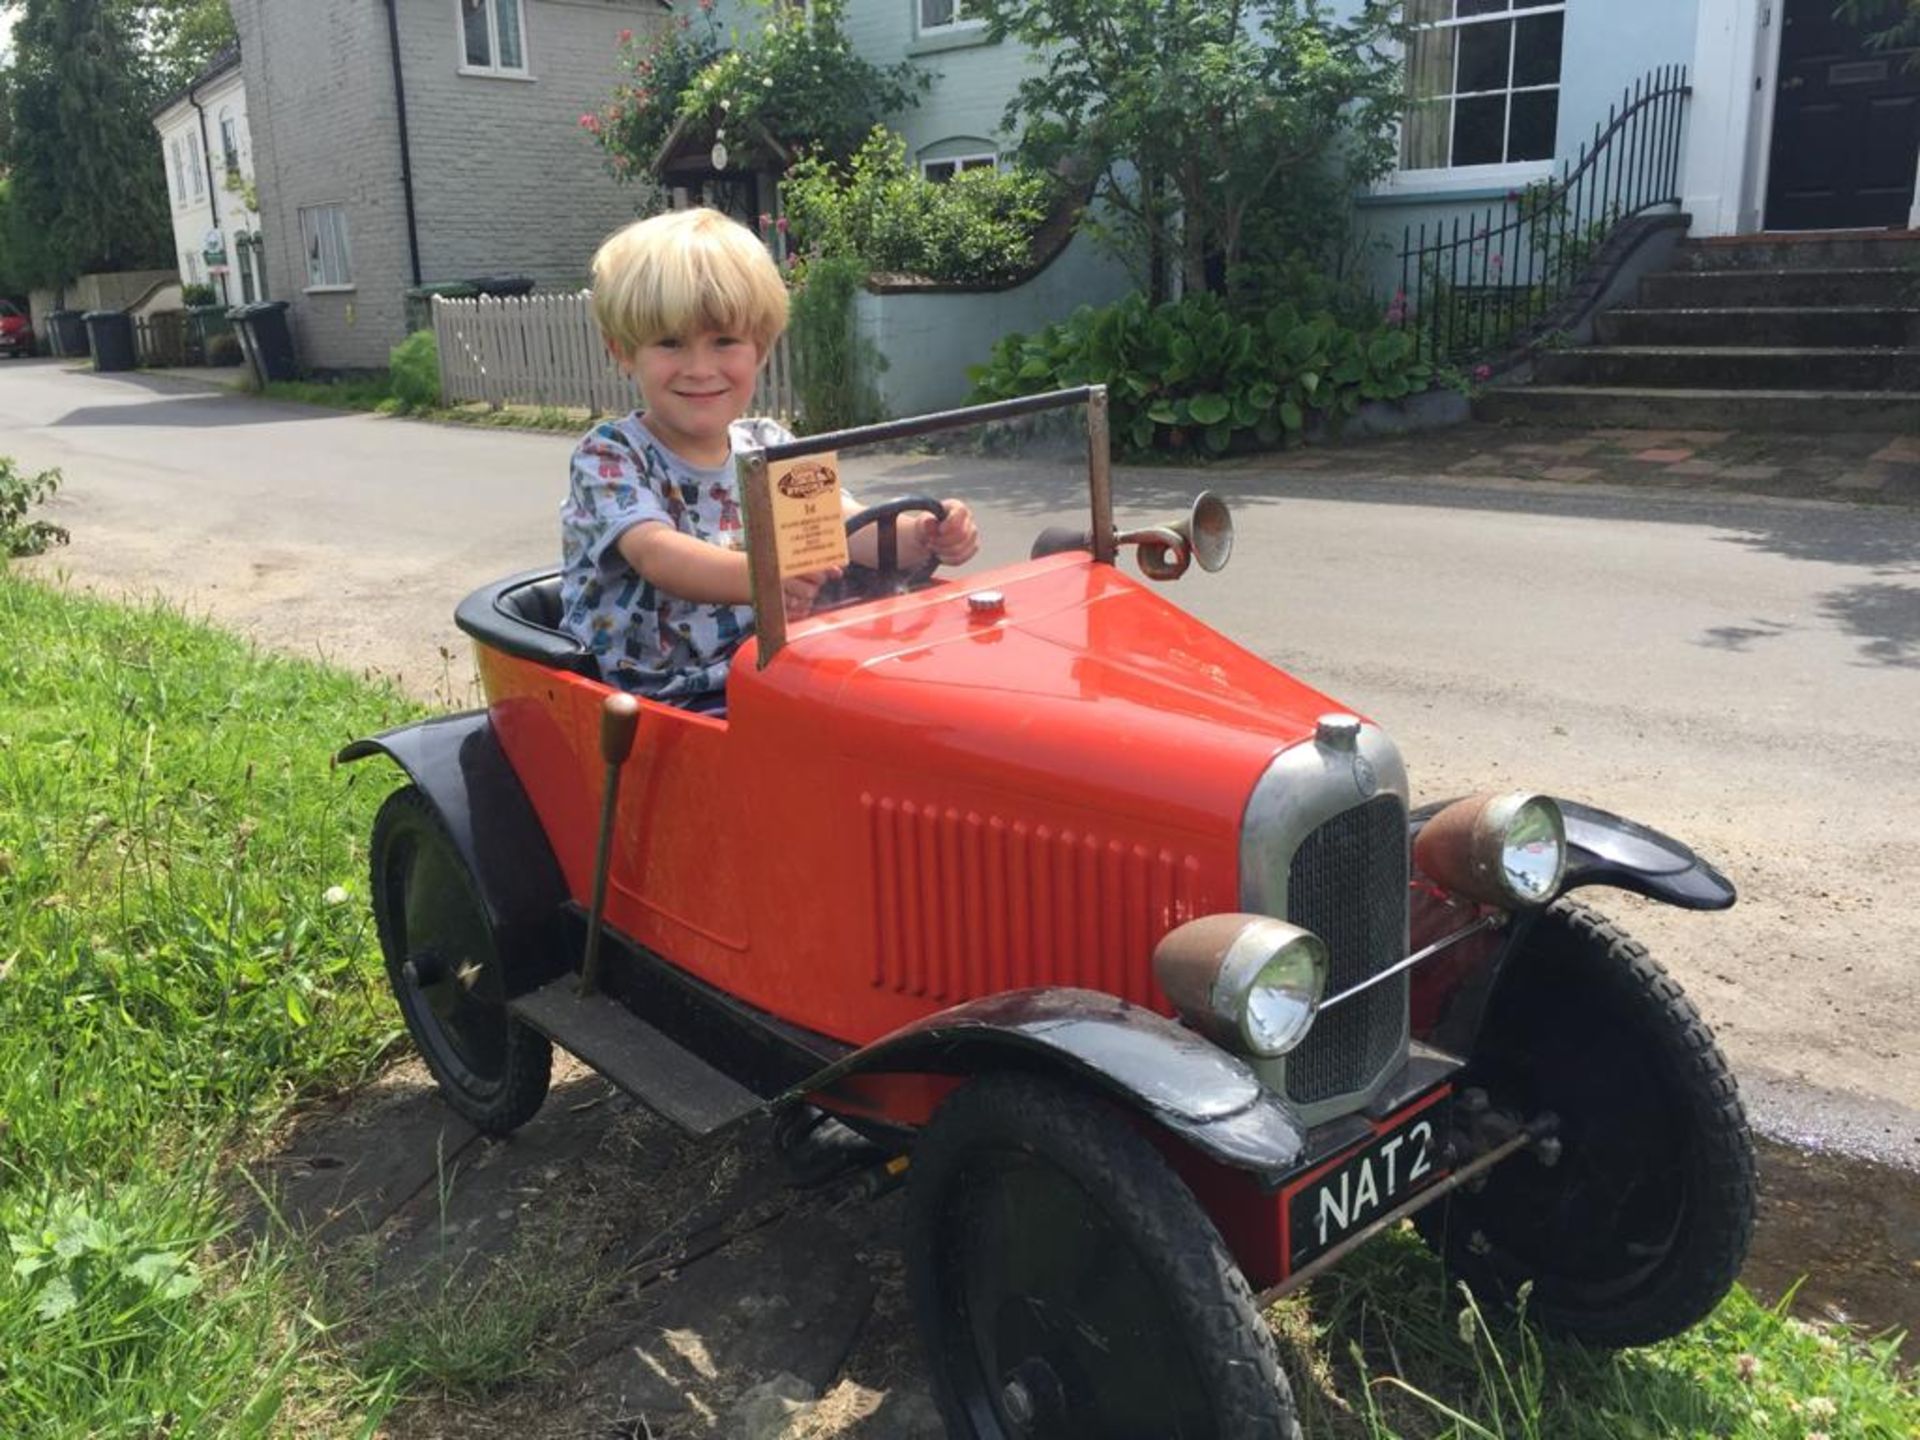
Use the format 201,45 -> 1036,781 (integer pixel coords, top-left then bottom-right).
1417,899 -> 1755,1347
906,1073 -> 1302,1440
369,785 -> 551,1135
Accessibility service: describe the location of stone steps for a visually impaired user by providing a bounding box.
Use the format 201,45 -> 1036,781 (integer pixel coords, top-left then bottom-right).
1475,385 -> 1920,432
1481,231 -> 1920,430
1672,234 -> 1920,271
1639,267 -> 1917,309
1536,345 -> 1920,390
1596,306 -> 1920,348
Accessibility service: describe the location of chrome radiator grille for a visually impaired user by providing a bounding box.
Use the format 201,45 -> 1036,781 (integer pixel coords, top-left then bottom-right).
1282,794 -> 1409,1106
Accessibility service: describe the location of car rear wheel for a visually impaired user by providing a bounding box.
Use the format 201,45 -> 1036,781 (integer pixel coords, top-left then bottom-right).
369,785 -> 551,1135
1417,899 -> 1755,1347
906,1073 -> 1301,1440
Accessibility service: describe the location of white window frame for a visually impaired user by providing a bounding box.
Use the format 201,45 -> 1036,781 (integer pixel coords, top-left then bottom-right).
456,0 -> 533,79
917,0 -> 983,36
1392,0 -> 1565,187
920,151 -> 997,182
219,112 -> 241,176
298,203 -> 355,291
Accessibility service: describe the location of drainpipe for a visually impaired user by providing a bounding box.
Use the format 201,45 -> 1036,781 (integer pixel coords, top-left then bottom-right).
187,86 -> 226,306
383,0 -> 424,285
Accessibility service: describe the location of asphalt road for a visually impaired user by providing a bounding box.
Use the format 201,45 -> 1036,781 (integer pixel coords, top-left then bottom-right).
7,361 -> 1917,1146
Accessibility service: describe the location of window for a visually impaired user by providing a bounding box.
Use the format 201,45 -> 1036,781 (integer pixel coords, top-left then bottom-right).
188,139 -> 204,199
459,0 -> 528,75
919,0 -> 979,32
220,114 -> 241,176
170,138 -> 188,205
921,153 -> 996,182
1401,0 -> 1565,171
299,204 -> 354,288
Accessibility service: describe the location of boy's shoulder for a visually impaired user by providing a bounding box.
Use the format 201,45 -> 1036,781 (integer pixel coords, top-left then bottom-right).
730,415 -> 795,451
575,411 -> 644,461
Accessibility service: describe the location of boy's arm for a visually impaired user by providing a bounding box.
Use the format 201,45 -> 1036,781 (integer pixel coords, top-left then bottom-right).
617,521 -> 751,605
616,521 -> 839,617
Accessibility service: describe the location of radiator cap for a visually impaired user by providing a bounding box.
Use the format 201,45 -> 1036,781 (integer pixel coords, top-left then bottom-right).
1315,713 -> 1361,750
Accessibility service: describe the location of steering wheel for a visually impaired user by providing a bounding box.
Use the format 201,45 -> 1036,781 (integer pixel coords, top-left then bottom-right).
833,495 -> 950,601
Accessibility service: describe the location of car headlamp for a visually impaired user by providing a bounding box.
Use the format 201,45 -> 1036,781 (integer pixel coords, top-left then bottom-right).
1413,790 -> 1567,908
1153,914 -> 1328,1059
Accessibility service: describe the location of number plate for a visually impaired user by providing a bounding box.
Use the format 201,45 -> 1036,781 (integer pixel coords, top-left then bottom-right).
1285,1089 -> 1450,1271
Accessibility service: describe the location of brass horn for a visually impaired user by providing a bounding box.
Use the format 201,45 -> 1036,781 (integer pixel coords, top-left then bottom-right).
1117,491 -> 1235,583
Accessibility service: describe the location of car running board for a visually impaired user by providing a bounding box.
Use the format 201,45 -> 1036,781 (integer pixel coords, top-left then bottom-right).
509,976 -> 765,1136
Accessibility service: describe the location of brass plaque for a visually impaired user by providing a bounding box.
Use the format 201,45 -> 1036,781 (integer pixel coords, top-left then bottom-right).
765,453 -> 850,577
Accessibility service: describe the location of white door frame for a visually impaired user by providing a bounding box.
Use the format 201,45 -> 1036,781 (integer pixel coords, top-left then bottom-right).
1686,0 -> 1920,234
1682,0 -> 1784,236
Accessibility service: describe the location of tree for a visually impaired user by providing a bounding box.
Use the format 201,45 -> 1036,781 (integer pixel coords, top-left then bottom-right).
135,0 -> 240,97
2,0 -> 173,286
970,0 -> 1404,300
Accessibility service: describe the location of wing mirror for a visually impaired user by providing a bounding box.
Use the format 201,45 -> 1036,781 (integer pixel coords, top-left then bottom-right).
1120,491 -> 1235,582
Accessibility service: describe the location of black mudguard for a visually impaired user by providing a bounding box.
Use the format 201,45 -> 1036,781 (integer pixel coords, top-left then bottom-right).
799,988 -> 1309,1182
1411,796 -> 1736,911
338,711 -> 570,994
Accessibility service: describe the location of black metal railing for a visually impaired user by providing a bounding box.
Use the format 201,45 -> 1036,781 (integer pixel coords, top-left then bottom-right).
1391,66 -> 1691,367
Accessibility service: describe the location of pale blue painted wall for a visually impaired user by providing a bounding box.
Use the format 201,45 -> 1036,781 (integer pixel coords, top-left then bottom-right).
1341,0 -> 1701,298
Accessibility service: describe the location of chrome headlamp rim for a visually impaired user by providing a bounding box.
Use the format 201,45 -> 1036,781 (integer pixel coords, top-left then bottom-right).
1153,913 -> 1328,1059
1413,790 -> 1568,908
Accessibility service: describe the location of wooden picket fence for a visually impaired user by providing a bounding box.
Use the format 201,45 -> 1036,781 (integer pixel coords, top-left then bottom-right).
432,291 -> 795,421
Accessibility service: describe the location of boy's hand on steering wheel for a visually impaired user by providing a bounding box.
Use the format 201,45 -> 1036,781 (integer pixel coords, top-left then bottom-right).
913,500 -> 980,566
782,566 -> 842,618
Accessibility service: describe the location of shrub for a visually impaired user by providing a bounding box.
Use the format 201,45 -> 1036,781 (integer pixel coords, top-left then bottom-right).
969,291 -> 1433,456
781,129 -> 1055,285
0,455 -> 67,557
786,254 -> 876,433
179,281 -> 216,306
387,330 -> 440,413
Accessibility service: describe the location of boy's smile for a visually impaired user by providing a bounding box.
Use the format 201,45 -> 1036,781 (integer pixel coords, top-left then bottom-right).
626,329 -> 762,468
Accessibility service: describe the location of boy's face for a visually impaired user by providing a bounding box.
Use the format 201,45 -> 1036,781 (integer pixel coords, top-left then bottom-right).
623,328 -> 763,465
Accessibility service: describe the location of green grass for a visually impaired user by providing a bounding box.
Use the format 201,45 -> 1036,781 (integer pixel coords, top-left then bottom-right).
254,374 -> 590,433
0,572 -> 419,1436
1271,1226 -> 1915,1439
258,376 -> 397,412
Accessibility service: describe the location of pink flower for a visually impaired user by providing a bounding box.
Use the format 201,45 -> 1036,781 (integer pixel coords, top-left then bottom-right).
579,113 -> 602,133
1473,364 -> 1493,381
758,213 -> 772,234
1489,253 -> 1504,275
618,27 -> 633,43
776,215 -> 789,233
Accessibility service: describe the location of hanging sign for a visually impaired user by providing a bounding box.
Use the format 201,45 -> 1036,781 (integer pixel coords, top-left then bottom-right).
710,140 -> 729,170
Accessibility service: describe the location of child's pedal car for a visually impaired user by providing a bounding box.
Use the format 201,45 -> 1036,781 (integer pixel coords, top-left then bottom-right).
342,387 -> 1755,1439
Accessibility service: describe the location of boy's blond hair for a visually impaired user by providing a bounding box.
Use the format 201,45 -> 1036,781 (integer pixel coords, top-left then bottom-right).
591,207 -> 789,358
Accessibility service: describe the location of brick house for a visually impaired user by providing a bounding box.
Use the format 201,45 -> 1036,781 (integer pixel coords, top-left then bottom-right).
228,0 -> 665,372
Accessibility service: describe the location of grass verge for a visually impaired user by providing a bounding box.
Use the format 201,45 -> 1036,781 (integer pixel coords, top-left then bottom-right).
1270,1218 -> 1913,1438
0,573 -> 419,1435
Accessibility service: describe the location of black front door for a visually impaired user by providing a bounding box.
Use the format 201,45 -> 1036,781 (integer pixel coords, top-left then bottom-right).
1766,0 -> 1920,229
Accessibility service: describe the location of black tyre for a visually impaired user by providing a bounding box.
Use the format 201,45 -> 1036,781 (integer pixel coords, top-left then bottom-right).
1418,899 -> 1755,1347
369,785 -> 551,1135
906,1074 -> 1301,1440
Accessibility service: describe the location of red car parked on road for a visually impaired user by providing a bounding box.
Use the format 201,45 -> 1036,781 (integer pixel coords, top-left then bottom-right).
0,301 -> 35,358
344,388 -> 1755,1439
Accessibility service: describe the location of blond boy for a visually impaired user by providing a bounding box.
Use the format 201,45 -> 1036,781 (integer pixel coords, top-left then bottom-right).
560,208 -> 977,707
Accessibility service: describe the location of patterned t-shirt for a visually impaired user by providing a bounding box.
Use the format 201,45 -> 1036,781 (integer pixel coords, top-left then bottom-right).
559,413 -> 793,701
